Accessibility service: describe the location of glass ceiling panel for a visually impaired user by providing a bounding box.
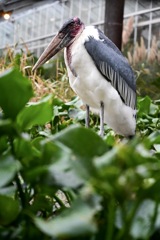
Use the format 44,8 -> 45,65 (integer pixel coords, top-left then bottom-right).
0,0 -> 159,55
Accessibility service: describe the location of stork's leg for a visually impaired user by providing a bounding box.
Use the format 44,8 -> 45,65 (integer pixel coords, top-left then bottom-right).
85,104 -> 90,128
100,101 -> 104,137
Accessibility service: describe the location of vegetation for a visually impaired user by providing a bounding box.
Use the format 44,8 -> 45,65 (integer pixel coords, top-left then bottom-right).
0,47 -> 160,240
123,17 -> 160,100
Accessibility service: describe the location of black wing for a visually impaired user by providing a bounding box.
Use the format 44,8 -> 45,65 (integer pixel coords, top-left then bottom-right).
84,29 -> 136,109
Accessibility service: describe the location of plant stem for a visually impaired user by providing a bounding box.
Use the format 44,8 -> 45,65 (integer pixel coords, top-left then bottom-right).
54,194 -> 66,208
15,174 -> 26,208
115,200 -> 141,240
63,189 -> 77,203
9,136 -> 26,208
146,199 -> 159,240
105,198 -> 115,240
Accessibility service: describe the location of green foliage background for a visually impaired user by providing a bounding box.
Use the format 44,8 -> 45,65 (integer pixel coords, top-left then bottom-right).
0,51 -> 160,240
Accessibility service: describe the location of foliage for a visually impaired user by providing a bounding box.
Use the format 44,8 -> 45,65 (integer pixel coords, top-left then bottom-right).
0,66 -> 160,240
123,36 -> 160,100
0,47 -> 74,102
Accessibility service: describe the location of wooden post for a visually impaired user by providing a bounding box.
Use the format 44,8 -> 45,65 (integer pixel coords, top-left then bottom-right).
104,0 -> 125,50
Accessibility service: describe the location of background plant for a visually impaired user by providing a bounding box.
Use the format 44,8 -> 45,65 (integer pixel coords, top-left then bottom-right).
123,17 -> 160,100
0,47 -> 160,240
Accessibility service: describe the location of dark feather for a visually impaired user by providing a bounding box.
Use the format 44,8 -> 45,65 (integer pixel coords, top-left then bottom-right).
84,28 -> 136,109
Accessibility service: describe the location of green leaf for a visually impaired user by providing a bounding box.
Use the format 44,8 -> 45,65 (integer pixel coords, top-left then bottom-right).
148,131 -> 160,144
53,125 -> 108,158
154,144 -> 160,152
149,102 -> 159,115
17,95 -> 53,129
0,118 -> 17,136
0,136 -> 8,154
34,199 -> 97,237
0,155 -> 21,188
0,195 -> 20,225
51,125 -> 109,181
138,96 -> 151,117
0,68 -> 33,119
94,147 -> 118,172
105,131 -> 116,146
26,140 -> 84,188
130,199 -> 158,239
30,194 -> 53,214
42,141 -> 84,188
14,136 -> 41,162
0,186 -> 16,197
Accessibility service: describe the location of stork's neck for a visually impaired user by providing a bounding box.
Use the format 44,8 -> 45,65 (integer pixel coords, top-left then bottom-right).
66,44 -> 77,77
66,25 -> 84,77
66,44 -> 72,66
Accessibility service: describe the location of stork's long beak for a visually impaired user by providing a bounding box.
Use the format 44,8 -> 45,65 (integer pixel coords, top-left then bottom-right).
32,32 -> 69,71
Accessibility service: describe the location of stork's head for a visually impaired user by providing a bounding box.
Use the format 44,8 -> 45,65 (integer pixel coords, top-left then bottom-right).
33,17 -> 84,71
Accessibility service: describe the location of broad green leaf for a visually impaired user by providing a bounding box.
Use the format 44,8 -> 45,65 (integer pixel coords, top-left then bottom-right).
0,118 -> 17,136
69,108 -> 86,121
0,136 -> 8,154
0,155 -> 21,188
14,137 -> 41,163
65,96 -> 82,108
138,96 -> 151,117
0,68 -> 33,119
130,199 -> 159,239
52,125 -> 108,180
0,195 -> 20,225
26,140 -> 84,188
53,125 -> 108,158
94,147 -> 118,172
17,95 -> 53,129
105,131 -> 116,146
149,103 -> 159,115
154,144 -> 160,152
30,194 -> 53,214
34,199 -> 97,237
0,186 -> 16,197
148,131 -> 160,144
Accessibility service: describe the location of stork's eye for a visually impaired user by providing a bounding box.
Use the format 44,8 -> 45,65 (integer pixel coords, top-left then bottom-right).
69,22 -> 74,27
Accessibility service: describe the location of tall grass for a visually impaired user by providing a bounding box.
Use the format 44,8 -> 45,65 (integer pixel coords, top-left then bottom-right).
0,47 -> 74,102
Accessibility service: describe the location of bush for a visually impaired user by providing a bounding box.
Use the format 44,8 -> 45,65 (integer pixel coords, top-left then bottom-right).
0,66 -> 160,240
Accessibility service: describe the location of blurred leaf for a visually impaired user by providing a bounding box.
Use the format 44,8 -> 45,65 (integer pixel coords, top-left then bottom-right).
0,186 -> 16,197
27,140 -> 84,188
65,96 -> 82,108
0,136 -> 8,153
30,194 -> 53,214
104,131 -> 116,146
138,96 -> 151,117
0,68 -> 33,120
52,125 -> 109,181
0,195 -> 20,225
14,136 -> 41,162
148,131 -> 160,144
130,199 -> 158,239
149,102 -> 159,115
53,125 -> 108,158
0,119 -> 17,136
68,108 -> 85,121
154,144 -> 160,152
94,147 -> 118,172
17,95 -> 53,129
34,199 -> 97,237
0,155 -> 21,188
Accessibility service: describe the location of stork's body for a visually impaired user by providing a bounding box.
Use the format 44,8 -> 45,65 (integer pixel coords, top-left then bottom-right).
33,17 -> 136,137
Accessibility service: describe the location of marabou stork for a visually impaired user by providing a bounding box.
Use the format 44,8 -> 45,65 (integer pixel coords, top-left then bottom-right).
33,17 -> 136,137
